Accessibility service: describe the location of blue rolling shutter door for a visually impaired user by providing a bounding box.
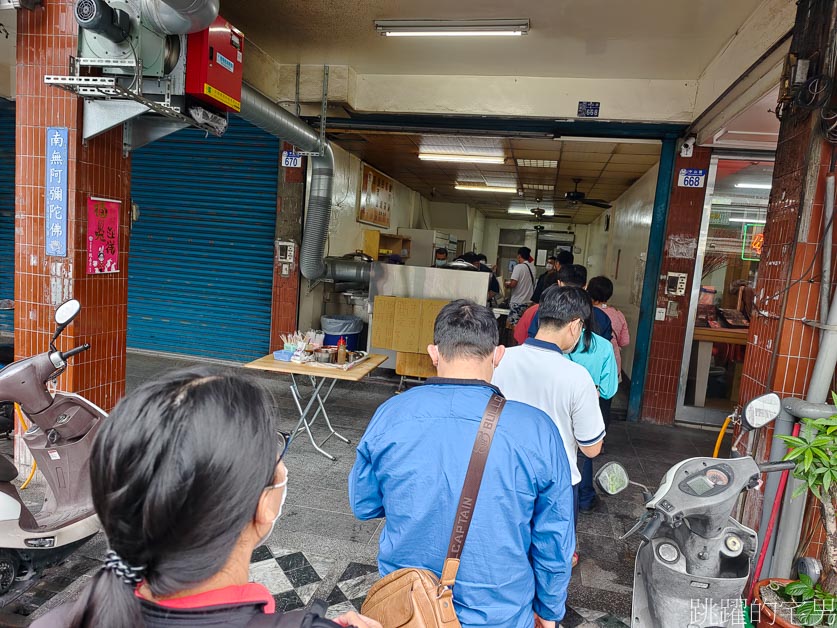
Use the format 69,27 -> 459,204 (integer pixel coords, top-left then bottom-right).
129,116 -> 279,361
0,101 -> 15,335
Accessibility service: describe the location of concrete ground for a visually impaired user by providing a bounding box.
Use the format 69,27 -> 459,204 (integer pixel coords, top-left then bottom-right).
0,352 -> 731,627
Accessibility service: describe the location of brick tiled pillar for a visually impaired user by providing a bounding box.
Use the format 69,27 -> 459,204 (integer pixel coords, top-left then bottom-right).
269,142 -> 303,350
735,0 -> 835,533
15,3 -> 131,411
641,147 -> 713,424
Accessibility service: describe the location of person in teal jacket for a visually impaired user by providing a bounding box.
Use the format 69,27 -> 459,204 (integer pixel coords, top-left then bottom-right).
566,298 -> 617,513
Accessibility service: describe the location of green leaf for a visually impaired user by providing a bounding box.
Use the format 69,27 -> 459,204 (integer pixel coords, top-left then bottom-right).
787,581 -> 812,597
797,600 -> 825,625
828,611 -> 837,627
780,436 -> 809,448
800,573 -> 814,587
786,447 -> 807,461
793,483 -> 811,499
805,449 -> 814,471
831,390 -> 837,407
825,471 -> 833,493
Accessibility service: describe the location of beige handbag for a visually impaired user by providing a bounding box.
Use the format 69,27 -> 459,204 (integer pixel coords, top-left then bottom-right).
360,394 -> 505,628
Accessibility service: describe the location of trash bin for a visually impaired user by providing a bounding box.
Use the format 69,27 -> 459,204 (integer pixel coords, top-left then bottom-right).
321,315 -> 363,351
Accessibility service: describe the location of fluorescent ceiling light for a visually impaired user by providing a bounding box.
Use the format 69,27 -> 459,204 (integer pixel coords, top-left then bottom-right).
456,183 -> 518,193
375,19 -> 529,37
735,182 -> 772,190
517,159 -> 558,168
729,218 -> 767,224
419,153 -> 505,164
508,208 -> 554,216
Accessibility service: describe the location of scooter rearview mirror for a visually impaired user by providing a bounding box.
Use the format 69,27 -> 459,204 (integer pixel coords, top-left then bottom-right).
51,300 -> 81,348
594,461 -> 630,496
741,392 -> 782,431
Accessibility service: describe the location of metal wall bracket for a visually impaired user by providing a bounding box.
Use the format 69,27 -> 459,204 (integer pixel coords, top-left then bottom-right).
123,117 -> 189,156
85,99 -> 150,142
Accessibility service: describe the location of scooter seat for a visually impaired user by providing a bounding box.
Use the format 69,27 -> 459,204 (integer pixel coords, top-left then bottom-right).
0,455 -> 18,482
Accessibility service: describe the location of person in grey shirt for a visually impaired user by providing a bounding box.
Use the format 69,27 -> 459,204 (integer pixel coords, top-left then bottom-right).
505,246 -> 536,325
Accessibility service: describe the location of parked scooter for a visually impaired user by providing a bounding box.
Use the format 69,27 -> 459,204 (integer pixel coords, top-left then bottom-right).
596,393 -> 796,627
0,300 -> 102,595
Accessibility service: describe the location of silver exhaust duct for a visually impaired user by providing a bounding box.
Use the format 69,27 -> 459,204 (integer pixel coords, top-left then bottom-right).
240,84 -> 368,283
142,0 -> 220,35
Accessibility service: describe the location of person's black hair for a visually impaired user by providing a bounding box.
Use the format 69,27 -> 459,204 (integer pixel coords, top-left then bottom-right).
556,264 -> 587,288
461,251 -> 480,264
539,286 -> 594,352
433,299 -> 498,360
477,253 -> 488,262
556,250 -> 574,266
435,247 -> 448,257
517,246 -> 531,260
67,367 -> 277,628
587,276 -> 614,303
547,256 -> 557,263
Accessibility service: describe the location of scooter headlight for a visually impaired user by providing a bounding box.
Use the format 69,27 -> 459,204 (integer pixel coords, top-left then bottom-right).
657,542 -> 680,563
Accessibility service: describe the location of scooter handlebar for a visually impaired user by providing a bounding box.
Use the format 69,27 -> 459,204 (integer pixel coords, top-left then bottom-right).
758,460 -> 797,473
61,344 -> 90,361
640,513 -> 663,542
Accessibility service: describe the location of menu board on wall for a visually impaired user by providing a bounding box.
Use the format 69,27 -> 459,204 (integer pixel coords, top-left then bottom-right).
357,163 -> 393,228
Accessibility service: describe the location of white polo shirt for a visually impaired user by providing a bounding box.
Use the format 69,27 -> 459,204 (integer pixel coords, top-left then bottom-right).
492,338 -> 605,485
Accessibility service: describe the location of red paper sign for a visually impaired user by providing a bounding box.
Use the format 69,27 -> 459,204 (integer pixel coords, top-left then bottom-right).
87,197 -> 120,274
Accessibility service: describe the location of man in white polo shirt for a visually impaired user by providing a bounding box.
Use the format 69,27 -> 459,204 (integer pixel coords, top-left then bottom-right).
492,285 -> 605,568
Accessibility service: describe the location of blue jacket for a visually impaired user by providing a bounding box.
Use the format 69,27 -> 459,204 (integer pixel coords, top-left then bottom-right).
349,379 -> 575,628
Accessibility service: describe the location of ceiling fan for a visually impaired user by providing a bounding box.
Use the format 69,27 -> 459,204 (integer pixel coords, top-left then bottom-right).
529,205 -> 573,228
562,178 -> 612,209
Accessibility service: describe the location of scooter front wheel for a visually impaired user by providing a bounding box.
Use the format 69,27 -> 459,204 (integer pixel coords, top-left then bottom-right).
0,550 -> 18,595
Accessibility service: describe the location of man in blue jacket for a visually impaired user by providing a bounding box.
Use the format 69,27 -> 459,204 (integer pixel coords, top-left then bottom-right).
349,300 -> 574,628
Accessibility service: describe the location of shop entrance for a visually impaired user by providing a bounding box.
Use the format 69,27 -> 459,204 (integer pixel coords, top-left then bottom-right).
677,153 -> 775,425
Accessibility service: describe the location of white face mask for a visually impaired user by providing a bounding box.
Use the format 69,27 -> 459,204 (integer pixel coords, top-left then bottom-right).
435,259 -> 446,267
546,263 -> 554,271
258,472 -> 288,546
568,321 -> 584,353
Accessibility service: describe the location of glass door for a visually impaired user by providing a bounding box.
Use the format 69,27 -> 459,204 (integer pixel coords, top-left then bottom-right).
677,154 -> 774,426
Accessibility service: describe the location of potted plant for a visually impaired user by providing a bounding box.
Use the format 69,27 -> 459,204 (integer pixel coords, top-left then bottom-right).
753,409 -> 837,627
753,575 -> 836,626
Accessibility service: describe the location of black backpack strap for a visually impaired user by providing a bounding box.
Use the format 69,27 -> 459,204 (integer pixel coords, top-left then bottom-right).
246,599 -> 346,628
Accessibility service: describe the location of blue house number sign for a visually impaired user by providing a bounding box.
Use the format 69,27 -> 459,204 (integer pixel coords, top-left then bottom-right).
678,168 -> 707,188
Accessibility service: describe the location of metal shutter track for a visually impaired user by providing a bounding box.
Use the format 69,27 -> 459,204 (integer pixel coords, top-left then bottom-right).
0,101 -> 14,335
129,116 -> 279,361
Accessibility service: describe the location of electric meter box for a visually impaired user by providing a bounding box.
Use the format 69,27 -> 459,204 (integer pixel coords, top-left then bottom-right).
186,16 -> 244,112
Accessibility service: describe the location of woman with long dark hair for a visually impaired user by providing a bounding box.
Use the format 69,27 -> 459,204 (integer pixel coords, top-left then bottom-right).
32,367 -> 379,628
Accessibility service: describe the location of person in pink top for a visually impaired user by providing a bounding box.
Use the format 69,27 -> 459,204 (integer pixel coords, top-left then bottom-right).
587,276 -> 630,381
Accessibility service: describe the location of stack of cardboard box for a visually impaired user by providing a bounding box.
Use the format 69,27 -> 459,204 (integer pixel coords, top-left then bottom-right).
371,296 -> 450,378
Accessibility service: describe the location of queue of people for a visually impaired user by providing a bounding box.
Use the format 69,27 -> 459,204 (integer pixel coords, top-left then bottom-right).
35,253 -> 629,628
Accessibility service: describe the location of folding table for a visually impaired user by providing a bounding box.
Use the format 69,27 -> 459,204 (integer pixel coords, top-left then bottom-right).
244,353 -> 388,460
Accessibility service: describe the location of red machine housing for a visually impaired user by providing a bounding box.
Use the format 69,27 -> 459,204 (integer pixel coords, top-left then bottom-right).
186,16 -> 244,113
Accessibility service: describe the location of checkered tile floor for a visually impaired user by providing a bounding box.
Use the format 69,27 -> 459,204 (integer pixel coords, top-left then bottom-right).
249,545 -> 380,619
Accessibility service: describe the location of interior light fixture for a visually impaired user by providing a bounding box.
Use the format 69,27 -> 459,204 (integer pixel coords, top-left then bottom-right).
734,183 -> 772,190
455,183 -> 518,193
375,19 -> 529,37
729,217 -> 767,224
508,208 -> 554,216
418,153 -> 506,164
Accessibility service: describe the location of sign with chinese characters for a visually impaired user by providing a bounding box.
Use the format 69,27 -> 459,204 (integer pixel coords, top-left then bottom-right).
678,168 -> 707,188
45,127 -> 68,257
577,101 -> 600,118
357,163 -> 393,228
87,197 -> 120,274
741,223 -> 765,261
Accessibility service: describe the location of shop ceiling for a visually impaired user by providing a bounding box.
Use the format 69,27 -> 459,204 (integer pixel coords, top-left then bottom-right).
329,132 -> 661,224
220,0 -> 763,80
